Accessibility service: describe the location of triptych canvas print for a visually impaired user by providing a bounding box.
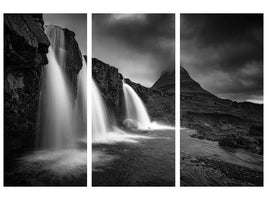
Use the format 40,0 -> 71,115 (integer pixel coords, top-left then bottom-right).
3,13 -> 263,187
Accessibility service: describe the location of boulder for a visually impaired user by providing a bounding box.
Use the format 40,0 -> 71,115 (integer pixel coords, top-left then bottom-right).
123,119 -> 139,129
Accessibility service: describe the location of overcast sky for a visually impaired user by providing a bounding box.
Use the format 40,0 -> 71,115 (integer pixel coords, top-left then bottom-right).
181,14 -> 263,104
43,14 -> 87,55
93,14 -> 175,87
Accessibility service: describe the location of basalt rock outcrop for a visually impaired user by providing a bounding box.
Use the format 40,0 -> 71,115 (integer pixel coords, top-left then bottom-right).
92,58 -> 175,125
181,66 -> 263,154
92,58 -> 124,121
4,14 -> 50,151
63,27 -> 83,99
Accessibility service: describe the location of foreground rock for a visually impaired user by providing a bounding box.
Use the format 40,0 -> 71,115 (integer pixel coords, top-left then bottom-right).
219,134 -> 262,154
123,119 -> 139,129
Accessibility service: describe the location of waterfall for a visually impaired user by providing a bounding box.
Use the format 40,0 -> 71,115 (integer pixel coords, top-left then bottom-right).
74,57 -> 87,139
122,81 -> 174,130
92,80 -> 109,142
18,25 -> 87,177
92,80 -> 150,143
123,82 -> 151,129
39,26 -> 75,150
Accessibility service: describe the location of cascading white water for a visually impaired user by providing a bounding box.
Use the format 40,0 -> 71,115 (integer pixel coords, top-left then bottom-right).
123,82 -> 151,129
18,25 -> 87,177
92,80 -> 109,142
122,81 -> 174,130
92,80 -> 150,144
74,57 -> 87,138
39,26 -> 74,150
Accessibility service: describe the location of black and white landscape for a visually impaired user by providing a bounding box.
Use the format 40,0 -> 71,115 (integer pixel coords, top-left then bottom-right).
4,14 -> 87,186
92,14 -> 175,186
180,14 -> 263,186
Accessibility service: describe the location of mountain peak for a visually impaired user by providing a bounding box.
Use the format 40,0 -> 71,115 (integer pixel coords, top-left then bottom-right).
152,69 -> 175,92
180,66 -> 210,94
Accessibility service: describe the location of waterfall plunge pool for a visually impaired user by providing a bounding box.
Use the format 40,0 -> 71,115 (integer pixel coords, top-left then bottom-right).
92,129 -> 175,186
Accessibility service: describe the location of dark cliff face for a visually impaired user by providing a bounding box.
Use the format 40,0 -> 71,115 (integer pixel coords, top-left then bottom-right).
4,14 -> 50,151
92,58 -> 175,125
180,66 -> 263,154
92,58 -> 124,121
64,28 -> 83,100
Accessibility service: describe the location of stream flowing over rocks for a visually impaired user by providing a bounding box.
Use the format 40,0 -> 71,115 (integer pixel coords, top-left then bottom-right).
180,66 -> 263,186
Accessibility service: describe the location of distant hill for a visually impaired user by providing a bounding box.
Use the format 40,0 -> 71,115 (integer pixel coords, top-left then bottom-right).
152,70 -> 175,92
180,66 -> 263,155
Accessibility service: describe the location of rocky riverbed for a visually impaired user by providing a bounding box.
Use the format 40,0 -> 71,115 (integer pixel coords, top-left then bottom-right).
181,66 -> 263,155
180,128 -> 263,186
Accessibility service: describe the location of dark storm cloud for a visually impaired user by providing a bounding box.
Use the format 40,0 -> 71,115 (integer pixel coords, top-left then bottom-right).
93,14 -> 175,87
181,14 -> 263,103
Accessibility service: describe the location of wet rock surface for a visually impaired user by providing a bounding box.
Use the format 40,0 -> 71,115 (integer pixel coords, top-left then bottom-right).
63,27 -> 83,99
181,153 -> 263,186
92,58 -> 124,119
